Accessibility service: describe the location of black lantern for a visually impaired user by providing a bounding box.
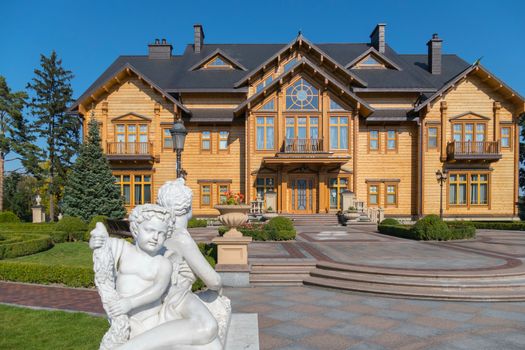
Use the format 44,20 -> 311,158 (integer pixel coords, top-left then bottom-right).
435,169 -> 447,219
170,119 -> 188,178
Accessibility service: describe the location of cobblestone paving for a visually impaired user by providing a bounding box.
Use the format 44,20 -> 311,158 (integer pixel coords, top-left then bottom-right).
2,282 -> 525,350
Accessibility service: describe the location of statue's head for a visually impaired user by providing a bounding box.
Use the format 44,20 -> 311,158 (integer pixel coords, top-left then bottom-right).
157,178 -> 193,230
129,204 -> 172,255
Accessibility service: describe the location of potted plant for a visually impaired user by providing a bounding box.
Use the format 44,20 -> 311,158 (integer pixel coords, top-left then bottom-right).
344,206 -> 360,221
214,191 -> 251,237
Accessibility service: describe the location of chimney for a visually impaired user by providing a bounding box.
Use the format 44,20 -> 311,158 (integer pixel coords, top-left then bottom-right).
370,23 -> 386,53
193,24 -> 205,53
148,38 -> 172,59
427,33 -> 443,75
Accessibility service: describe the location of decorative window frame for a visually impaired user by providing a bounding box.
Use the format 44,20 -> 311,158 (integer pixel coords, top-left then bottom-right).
367,182 -> 381,207
200,130 -> 212,153
200,184 -> 212,208
385,128 -> 398,153
114,171 -> 153,209
384,182 -> 398,208
368,129 -> 380,152
426,124 -> 440,151
500,125 -> 512,150
254,116 -> 276,152
162,127 -> 173,150
328,115 -> 350,151
218,130 -> 230,153
447,171 -> 491,209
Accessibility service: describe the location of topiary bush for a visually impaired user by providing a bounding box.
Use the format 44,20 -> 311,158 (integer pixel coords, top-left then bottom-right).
85,216 -> 108,241
0,261 -> 94,288
380,218 -> 400,226
266,216 -> 294,232
377,224 -> 414,239
446,221 -> 476,239
54,216 -> 87,242
0,211 -> 21,223
412,215 -> 451,240
188,218 -> 208,228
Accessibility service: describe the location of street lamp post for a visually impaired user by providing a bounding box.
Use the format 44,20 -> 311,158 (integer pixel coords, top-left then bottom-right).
435,170 -> 447,219
170,119 -> 188,179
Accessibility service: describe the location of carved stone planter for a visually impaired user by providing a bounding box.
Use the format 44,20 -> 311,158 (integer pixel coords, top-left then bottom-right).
343,212 -> 360,221
214,204 -> 251,238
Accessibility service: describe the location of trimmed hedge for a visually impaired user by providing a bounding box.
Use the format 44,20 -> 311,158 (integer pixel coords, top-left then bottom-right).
266,216 -> 294,232
378,215 -> 476,241
380,218 -> 400,226
218,219 -> 296,241
469,221 -> 525,231
188,218 -> 208,228
0,261 -> 94,288
0,211 -> 21,223
0,233 -> 54,259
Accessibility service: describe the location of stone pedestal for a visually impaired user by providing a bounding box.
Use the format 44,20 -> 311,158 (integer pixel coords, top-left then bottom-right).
264,191 -> 277,212
341,190 -> 355,211
32,206 -> 45,223
213,236 -> 252,287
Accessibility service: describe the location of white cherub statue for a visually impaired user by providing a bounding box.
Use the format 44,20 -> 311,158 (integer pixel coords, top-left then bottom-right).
90,178 -> 230,350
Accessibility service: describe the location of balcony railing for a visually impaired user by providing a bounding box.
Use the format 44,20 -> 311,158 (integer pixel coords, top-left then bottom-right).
283,138 -> 324,153
106,142 -> 153,157
446,141 -> 501,161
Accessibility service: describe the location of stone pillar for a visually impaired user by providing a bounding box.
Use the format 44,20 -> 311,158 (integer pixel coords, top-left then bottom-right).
213,236 -> 252,287
341,190 -> 355,211
265,191 -> 277,212
32,206 -> 45,223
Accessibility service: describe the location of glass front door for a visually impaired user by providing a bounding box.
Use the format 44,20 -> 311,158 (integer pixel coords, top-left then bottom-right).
290,176 -> 316,213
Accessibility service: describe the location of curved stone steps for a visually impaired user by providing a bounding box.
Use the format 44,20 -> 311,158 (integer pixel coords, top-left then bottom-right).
250,259 -> 317,286
304,261 -> 525,301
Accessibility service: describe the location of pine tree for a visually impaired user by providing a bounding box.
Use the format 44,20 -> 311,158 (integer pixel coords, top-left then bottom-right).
62,118 -> 126,221
27,51 -> 81,221
0,76 -> 37,211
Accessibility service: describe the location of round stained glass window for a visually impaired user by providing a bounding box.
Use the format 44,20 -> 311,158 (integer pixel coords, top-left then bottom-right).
286,79 -> 319,110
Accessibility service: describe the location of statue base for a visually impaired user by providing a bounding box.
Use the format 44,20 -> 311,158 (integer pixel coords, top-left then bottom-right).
212,236 -> 252,265
225,313 -> 259,350
216,264 -> 250,287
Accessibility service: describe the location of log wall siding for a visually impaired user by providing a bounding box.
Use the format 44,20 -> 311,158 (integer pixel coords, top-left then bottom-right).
422,75 -> 517,217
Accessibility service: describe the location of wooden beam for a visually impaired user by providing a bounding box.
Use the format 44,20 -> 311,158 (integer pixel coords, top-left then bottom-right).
125,68 -> 131,75
103,85 -> 110,93
115,76 -> 121,84
320,55 -> 324,63
90,94 -> 97,102
482,75 -> 492,83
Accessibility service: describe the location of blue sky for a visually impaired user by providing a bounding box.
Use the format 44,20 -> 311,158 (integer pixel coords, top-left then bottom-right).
0,0 -> 524,171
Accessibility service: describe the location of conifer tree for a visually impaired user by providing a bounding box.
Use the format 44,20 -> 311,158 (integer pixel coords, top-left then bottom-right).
27,51 -> 81,220
62,118 -> 126,221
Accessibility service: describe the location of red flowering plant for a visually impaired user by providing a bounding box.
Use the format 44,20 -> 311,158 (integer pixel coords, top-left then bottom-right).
222,191 -> 245,205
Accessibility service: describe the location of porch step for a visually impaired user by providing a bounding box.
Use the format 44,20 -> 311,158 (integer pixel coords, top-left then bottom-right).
282,214 -> 340,227
250,259 -> 317,286
303,261 -> 525,301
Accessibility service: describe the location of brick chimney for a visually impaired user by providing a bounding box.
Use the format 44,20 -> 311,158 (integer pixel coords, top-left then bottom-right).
427,33 -> 443,75
370,23 -> 386,53
148,38 -> 172,59
194,24 -> 205,53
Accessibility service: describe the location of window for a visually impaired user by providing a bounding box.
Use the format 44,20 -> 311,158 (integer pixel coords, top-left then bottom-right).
329,177 -> 350,210
329,99 -> 345,111
219,131 -> 229,150
115,123 -> 148,143
206,56 -> 231,68
449,173 -> 468,205
386,129 -> 397,151
470,174 -> 489,205
369,130 -> 379,151
501,127 -> 511,148
260,99 -> 275,111
201,131 -> 211,151
285,116 -> 319,152
452,122 -> 486,142
368,184 -> 379,206
329,117 -> 349,150
362,56 -> 381,65
201,185 -> 211,207
283,58 -> 298,73
162,128 -> 173,149
256,75 -> 273,93
218,184 -> 230,204
256,116 -> 275,150
385,183 -> 397,207
427,126 -> 438,149
285,79 -> 319,110
115,173 -> 152,208
255,177 -> 275,200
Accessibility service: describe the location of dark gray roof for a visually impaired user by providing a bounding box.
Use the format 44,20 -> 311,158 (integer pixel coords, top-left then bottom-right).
188,108 -> 234,123
74,39 -> 473,108
366,109 -> 416,122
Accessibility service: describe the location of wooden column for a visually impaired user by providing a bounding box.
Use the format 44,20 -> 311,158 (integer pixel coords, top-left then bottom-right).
245,112 -> 251,204
493,101 -> 501,142
514,115 -> 519,217
440,101 -> 447,162
277,90 -> 284,150
321,90 -> 329,151
318,170 -> 327,213
353,110 -> 359,198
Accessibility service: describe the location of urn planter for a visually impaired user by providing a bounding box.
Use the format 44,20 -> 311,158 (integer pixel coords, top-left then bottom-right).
343,212 -> 360,221
214,204 -> 251,237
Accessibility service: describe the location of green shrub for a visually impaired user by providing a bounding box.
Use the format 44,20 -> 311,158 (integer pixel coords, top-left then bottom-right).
274,229 -> 296,241
380,218 -> 400,226
446,221 -> 476,239
192,243 -> 217,292
0,211 -> 21,223
377,224 -> 414,239
0,234 -> 53,259
188,218 -> 208,228
54,216 -> 87,242
412,215 -> 451,240
266,216 -> 294,232
218,219 -> 296,241
85,215 -> 108,241
470,221 -> 525,231
0,261 -> 94,288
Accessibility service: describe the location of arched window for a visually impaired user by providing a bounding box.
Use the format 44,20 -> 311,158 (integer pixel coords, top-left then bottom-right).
285,79 -> 319,111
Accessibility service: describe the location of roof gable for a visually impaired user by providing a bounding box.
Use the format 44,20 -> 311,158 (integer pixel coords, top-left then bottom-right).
188,48 -> 248,71
111,112 -> 152,122
449,112 -> 490,121
346,47 -> 402,70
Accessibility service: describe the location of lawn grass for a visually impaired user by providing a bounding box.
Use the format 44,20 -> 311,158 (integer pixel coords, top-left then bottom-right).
0,304 -> 108,350
10,242 -> 92,267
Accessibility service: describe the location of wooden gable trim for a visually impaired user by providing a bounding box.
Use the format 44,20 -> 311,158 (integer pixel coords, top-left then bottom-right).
345,47 -> 402,71
111,112 -> 152,122
234,34 -> 367,88
188,49 -> 248,71
449,111 -> 491,121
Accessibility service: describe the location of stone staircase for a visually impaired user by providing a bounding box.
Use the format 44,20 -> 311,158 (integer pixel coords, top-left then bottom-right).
303,261 -> 525,301
283,214 -> 340,227
249,259 -> 317,286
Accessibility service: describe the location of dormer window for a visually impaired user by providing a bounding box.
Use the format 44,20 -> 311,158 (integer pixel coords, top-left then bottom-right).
354,55 -> 385,69
204,55 -> 233,69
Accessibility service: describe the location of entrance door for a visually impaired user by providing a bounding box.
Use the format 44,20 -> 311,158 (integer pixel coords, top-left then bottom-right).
289,176 -> 316,213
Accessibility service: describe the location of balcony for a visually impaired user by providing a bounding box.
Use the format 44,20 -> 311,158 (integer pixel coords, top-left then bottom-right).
106,142 -> 154,161
283,138 -> 324,153
446,141 -> 501,162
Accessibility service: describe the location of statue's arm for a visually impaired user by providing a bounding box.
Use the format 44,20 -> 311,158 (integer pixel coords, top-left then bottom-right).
127,258 -> 173,310
170,232 -> 222,291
